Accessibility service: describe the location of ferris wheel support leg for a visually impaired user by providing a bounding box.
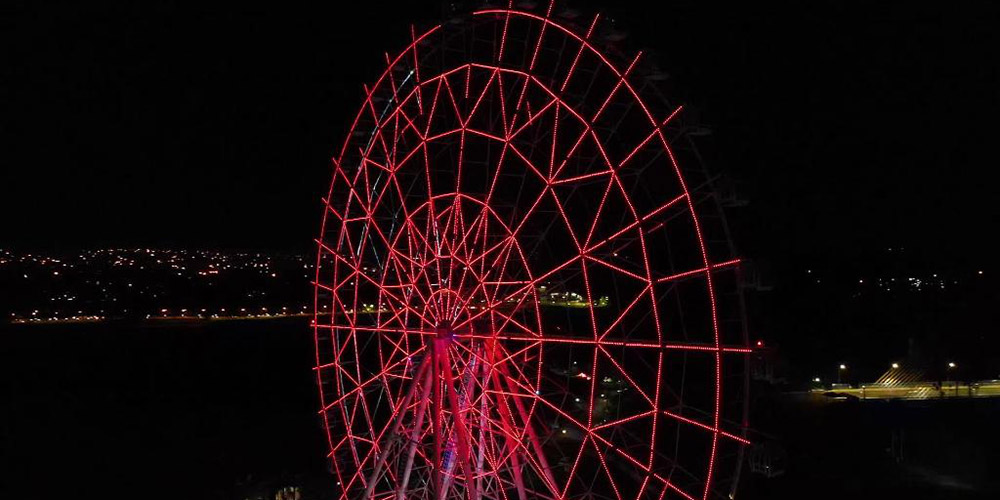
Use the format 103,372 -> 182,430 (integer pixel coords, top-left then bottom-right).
363,354 -> 431,499
433,339 -> 444,498
474,348 -> 489,496
495,359 -> 560,498
485,348 -> 529,500
439,344 -> 480,500
396,360 -> 435,500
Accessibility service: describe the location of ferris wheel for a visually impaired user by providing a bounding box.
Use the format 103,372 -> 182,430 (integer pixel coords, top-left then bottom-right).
313,4 -> 751,499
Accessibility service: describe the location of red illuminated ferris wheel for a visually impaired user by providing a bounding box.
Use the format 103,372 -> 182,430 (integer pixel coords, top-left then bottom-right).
314,4 -> 751,500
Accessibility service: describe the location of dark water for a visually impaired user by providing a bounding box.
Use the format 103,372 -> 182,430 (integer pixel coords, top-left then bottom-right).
1,319 -> 331,500
3,320 -> 997,499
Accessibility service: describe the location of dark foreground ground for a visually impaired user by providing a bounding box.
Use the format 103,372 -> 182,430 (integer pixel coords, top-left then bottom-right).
2,320 -> 997,499
1,319 -> 330,500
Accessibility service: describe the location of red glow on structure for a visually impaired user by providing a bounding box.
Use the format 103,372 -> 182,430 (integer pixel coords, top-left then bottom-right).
313,4 -> 751,499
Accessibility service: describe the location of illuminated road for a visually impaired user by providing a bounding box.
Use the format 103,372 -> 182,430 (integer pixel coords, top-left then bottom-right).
818,381 -> 1000,400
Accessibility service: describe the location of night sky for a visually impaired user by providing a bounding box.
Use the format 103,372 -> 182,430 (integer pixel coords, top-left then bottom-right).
4,0 -> 998,266
4,4 -> 1000,497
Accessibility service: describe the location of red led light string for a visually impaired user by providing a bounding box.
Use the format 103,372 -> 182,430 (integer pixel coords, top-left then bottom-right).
410,25 -> 425,115
590,410 -> 656,432
438,343 -> 479,497
462,70 -> 501,130
497,2 -> 513,64
549,169 -> 613,186
592,439 -> 624,500
317,9 -> 750,499
324,247 -> 436,327
527,1 -> 555,73
319,344 -> 428,416
615,105 -> 684,173
484,352 -> 533,499
492,355 -> 561,497
661,409 -> 751,446
331,24 -> 441,163
440,77 -> 469,135
584,254 -> 650,283
596,346 -> 655,406
449,254 -> 581,333
596,283 -> 651,341
359,354 -> 432,498
558,13 -> 601,93
582,193 -> 687,255
590,51 -> 643,124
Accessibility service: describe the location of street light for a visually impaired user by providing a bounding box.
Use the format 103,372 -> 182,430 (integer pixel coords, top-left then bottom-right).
946,362 -> 959,396
891,363 -> 899,369
838,364 -> 847,384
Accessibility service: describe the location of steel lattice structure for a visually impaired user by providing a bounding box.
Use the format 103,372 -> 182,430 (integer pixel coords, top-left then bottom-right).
314,4 -> 751,500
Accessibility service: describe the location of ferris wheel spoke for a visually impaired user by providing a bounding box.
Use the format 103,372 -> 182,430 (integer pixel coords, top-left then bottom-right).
327,248 -> 436,328
660,409 -> 750,446
409,26 -> 426,115
492,72 -> 512,141
583,192 -> 687,255
461,69 -> 500,131
506,142 -> 551,186
654,258 -> 741,284
445,332 -> 753,356
508,97 -> 557,142
560,435 -> 590,498
584,254 -> 650,284
591,440 -> 624,500
618,105 -> 685,173
320,344 -> 428,414
445,208 -> 492,321
596,346 -> 655,406
421,77 -> 446,139
453,254 -> 581,332
582,173 -> 631,253
558,13 -> 600,93
396,217 -> 443,306
486,365 -> 559,498
547,112 -> 592,183
591,51 -> 642,125
548,168 -> 613,186
597,283 -> 652,341
437,344 -> 481,499
439,78 -> 468,136
361,354 -> 433,498
525,1 -> 554,72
